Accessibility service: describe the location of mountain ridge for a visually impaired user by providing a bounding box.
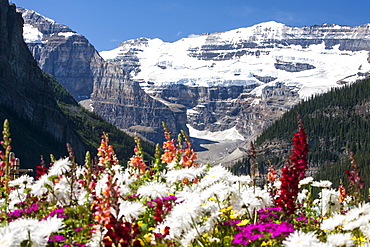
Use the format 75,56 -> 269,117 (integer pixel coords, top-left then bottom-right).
17,6 -> 188,144
0,1 -> 154,169
17,7 -> 370,164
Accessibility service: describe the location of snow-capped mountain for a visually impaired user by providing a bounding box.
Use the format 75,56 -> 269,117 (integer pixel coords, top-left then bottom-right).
99,22 -> 370,164
18,8 -> 370,164
100,21 -> 370,99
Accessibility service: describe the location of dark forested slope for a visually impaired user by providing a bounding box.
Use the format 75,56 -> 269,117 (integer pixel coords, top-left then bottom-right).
233,77 -> 370,194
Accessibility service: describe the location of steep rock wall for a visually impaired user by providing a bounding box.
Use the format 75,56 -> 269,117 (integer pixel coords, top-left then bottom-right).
17,7 -> 187,143
0,1 -> 87,160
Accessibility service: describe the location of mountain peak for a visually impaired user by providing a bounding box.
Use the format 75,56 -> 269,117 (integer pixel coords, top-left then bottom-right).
252,20 -> 285,28
17,7 -> 73,35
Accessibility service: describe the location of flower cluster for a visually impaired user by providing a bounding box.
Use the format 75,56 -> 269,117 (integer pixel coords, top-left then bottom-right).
0,119 -> 369,246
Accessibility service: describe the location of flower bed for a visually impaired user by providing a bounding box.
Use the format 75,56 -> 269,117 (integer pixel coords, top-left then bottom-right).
0,120 -> 369,246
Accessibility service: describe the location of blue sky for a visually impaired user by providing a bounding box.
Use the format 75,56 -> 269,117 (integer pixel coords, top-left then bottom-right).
12,0 -> 370,52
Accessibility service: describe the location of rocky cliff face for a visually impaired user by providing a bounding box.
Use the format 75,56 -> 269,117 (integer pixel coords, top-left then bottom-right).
17,7 -> 97,101
89,74 -> 187,144
0,1 -> 88,161
17,7 -> 186,143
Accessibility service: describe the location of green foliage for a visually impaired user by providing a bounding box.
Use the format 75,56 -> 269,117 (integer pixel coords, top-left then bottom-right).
43,72 -> 78,106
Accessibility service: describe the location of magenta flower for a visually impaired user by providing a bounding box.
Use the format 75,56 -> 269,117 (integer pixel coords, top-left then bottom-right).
49,235 -> 66,242
75,226 -> 84,232
233,222 -> 294,245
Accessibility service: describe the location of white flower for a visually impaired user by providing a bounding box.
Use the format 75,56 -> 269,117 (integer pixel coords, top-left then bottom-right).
0,225 -> 22,246
321,213 -> 347,232
165,166 -> 205,184
299,176 -> 313,186
360,223 -> 370,240
52,175 -> 72,205
31,173 -> 53,196
8,174 -> 34,189
157,197 -> 204,239
137,181 -> 169,199
345,203 -> 370,221
311,180 -> 332,188
326,232 -> 354,246
48,157 -> 71,176
319,189 -> 340,215
200,181 -> 232,202
199,165 -> 232,187
201,209 -> 221,232
31,216 -> 64,246
171,198 -> 203,224
118,200 -> 146,221
241,186 -> 272,212
342,214 -> 370,231
297,189 -> 309,204
86,226 -> 107,247
117,184 -> 131,197
283,230 -> 320,247
75,166 -> 87,177
8,187 -> 27,210
179,228 -> 200,247
274,180 -> 282,189
7,218 -> 39,243
321,207 -> 370,234
94,173 -> 109,197
228,174 -> 252,185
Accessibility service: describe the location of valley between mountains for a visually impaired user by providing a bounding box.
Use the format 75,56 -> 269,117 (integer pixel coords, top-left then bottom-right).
17,7 -> 370,165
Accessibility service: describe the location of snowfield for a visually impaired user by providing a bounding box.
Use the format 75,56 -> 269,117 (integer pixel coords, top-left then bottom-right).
100,21 -> 370,99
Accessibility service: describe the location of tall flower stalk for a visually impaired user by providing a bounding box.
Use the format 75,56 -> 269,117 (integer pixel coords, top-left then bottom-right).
345,152 -> 365,206
0,119 -> 12,216
276,116 -> 309,216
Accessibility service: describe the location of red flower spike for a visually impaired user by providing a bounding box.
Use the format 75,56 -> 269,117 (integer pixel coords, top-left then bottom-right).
276,115 -> 309,216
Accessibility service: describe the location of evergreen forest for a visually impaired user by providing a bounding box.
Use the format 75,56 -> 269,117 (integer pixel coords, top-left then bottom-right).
232,77 -> 370,198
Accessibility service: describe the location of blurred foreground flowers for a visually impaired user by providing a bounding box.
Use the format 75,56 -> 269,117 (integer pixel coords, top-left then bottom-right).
0,120 -> 369,247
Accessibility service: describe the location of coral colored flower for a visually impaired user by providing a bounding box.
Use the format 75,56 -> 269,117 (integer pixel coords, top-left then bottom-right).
129,135 -> 147,175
